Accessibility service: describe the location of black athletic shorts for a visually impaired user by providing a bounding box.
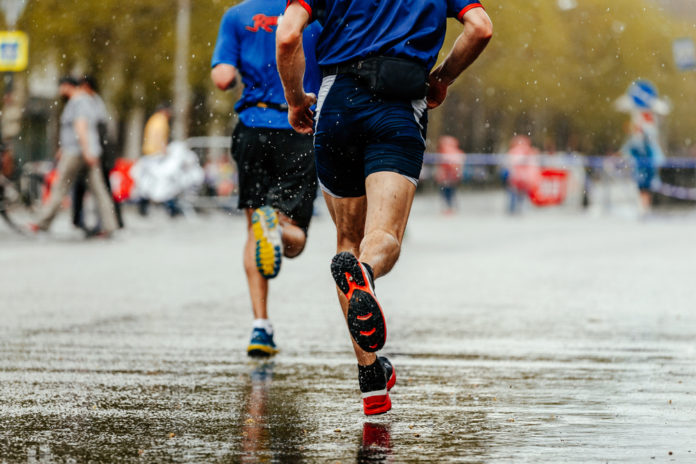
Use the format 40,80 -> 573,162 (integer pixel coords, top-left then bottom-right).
231,121 -> 317,232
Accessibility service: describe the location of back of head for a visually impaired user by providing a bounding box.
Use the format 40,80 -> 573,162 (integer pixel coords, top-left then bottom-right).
155,102 -> 172,118
58,75 -> 79,87
80,75 -> 99,93
58,76 -> 79,99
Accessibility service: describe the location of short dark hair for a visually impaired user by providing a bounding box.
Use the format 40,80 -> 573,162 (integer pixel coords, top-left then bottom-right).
58,75 -> 79,87
80,75 -> 99,92
155,102 -> 172,114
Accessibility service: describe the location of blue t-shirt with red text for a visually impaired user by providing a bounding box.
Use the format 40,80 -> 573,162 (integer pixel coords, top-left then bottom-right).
212,0 -> 322,129
288,0 -> 483,70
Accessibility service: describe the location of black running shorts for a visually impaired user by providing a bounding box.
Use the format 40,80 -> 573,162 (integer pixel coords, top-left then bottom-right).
231,121 -> 317,232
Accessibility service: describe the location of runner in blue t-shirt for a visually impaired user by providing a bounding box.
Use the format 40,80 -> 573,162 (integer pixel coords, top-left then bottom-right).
277,0 -> 492,415
211,0 -> 322,358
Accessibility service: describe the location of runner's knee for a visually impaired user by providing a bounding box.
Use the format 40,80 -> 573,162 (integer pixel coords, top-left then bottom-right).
362,229 -> 401,256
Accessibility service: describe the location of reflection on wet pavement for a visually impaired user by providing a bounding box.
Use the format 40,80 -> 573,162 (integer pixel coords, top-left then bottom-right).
2,198 -> 696,462
358,423 -> 391,463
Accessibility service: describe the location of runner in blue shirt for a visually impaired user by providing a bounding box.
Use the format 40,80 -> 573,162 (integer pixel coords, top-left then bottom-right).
277,0 -> 492,415
211,0 -> 322,358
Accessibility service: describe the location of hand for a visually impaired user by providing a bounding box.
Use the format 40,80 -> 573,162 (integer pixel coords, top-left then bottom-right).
288,92 -> 317,135
426,73 -> 448,109
83,154 -> 98,167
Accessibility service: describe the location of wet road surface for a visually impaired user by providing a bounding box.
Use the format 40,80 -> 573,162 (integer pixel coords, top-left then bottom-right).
1,194 -> 695,462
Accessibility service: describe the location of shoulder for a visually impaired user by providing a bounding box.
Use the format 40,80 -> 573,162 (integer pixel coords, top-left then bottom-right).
221,3 -> 244,25
224,0 -> 260,18
72,95 -> 92,111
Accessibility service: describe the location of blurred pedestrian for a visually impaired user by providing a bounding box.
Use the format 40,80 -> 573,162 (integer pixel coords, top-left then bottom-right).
211,0 -> 322,357
29,76 -> 118,236
615,80 -> 669,213
142,104 -> 171,158
72,75 -> 124,233
505,135 -> 540,214
278,0 -> 492,414
138,104 -> 181,217
434,135 -> 465,214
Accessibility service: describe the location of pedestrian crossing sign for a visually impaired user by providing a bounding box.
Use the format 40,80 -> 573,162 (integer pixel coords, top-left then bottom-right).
0,31 -> 28,72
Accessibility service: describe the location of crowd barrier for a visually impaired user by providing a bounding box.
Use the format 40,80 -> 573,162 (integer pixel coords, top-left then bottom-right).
423,152 -> 696,202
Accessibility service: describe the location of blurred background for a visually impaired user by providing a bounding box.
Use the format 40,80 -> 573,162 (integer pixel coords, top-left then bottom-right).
0,0 -> 696,220
0,0 -> 693,160
1,0 -> 696,222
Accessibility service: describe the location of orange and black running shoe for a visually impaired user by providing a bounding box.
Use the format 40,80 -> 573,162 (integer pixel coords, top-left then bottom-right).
359,356 -> 396,415
331,251 -> 386,352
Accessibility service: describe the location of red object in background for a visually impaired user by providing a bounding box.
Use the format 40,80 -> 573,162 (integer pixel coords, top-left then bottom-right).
529,168 -> 569,206
110,158 -> 135,203
42,169 -> 57,204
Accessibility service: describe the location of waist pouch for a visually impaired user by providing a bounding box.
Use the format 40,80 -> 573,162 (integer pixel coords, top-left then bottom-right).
326,56 -> 428,100
237,101 -> 289,113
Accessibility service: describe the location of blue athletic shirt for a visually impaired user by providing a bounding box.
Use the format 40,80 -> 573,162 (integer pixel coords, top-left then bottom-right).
212,0 -> 322,129
287,0 -> 484,70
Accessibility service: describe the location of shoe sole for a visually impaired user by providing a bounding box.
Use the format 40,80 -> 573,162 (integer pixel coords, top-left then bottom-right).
363,391 -> 392,415
331,252 -> 387,353
252,206 -> 282,279
247,344 -> 278,357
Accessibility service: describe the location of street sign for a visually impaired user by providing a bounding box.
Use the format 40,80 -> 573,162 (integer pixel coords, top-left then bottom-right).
0,30 -> 27,71
0,0 -> 27,30
673,37 -> 696,71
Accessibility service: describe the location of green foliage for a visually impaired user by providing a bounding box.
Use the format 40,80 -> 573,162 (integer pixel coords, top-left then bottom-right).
18,0 -> 233,119
436,0 -> 696,153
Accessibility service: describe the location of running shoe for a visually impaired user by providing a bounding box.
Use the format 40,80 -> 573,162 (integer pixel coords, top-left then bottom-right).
331,251 -> 386,352
251,206 -> 282,279
247,328 -> 278,357
359,356 -> 396,415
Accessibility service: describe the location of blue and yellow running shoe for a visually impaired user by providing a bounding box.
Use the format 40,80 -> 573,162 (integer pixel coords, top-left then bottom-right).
251,206 -> 282,279
247,328 -> 278,357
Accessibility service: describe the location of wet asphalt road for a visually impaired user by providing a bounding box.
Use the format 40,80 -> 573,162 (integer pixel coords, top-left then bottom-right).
1,193 -> 695,463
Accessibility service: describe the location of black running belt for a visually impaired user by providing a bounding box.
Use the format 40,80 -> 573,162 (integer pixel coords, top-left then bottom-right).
237,101 -> 289,113
322,61 -> 364,78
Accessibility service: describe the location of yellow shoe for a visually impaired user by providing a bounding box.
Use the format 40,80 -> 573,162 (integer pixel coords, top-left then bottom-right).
251,206 -> 282,279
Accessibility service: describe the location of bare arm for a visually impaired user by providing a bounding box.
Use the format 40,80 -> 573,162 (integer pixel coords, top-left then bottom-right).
74,118 -> 97,166
427,8 -> 493,109
211,63 -> 238,91
276,2 -> 316,134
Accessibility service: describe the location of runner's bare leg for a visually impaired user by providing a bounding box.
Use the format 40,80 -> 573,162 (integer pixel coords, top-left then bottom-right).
244,209 -> 309,319
244,209 -> 269,319
324,192 -> 373,365
360,172 -> 416,278
324,171 -> 416,365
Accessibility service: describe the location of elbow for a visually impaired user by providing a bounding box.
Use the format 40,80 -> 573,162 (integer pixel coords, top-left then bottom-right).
211,65 -> 236,91
467,12 -> 493,42
474,17 -> 493,42
276,26 -> 302,55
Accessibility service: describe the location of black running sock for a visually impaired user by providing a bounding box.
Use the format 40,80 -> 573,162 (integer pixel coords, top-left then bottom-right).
358,359 -> 387,393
